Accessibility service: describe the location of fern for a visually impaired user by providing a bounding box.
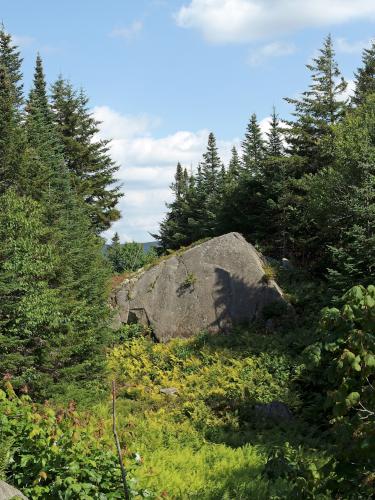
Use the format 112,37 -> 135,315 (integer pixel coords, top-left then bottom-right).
0,436 -> 14,480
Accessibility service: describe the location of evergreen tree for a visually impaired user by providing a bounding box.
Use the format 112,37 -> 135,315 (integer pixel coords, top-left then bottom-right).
0,28 -> 24,193
156,163 -> 192,249
307,95 -> 375,291
266,107 -> 284,157
352,40 -> 375,106
20,56 -> 111,392
0,24 -> 23,108
285,35 -> 347,172
196,133 -> 222,236
22,55 -> 68,203
0,65 -> 24,193
51,77 -> 121,232
0,191 -> 63,390
227,146 -> 240,182
200,132 -> 222,194
242,113 -> 266,172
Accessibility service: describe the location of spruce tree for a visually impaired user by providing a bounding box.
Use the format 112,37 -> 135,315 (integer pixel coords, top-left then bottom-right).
0,190 -> 63,390
51,77 -> 121,232
0,65 -> 24,193
22,55 -> 68,203
352,40 -> 375,106
242,113 -> 266,172
307,95 -> 375,291
156,163 -> 192,249
0,28 -> 24,193
0,24 -> 23,108
227,146 -> 240,182
200,132 -> 222,194
21,56 -> 111,393
266,107 -> 284,157
199,132 -> 223,236
285,35 -> 347,172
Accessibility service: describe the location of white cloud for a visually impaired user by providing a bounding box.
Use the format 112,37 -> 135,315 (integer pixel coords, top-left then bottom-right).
259,115 -> 271,137
339,78 -> 355,102
94,106 -> 237,241
335,37 -> 372,54
176,0 -> 375,44
110,21 -> 143,40
12,35 -> 35,48
247,41 -> 296,66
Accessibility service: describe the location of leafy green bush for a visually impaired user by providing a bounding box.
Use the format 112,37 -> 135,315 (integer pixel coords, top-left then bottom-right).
303,284 -> 375,497
0,382 -> 151,499
107,237 -> 157,274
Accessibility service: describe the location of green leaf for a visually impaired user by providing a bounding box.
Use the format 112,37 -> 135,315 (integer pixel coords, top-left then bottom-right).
345,391 -> 360,409
364,354 -> 375,368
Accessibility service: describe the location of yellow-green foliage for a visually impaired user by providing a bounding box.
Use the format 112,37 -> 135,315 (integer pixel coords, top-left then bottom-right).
97,331 -> 323,498
262,263 -> 277,283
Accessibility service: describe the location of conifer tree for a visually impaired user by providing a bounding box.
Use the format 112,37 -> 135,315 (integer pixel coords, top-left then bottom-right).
0,29 -> 24,193
0,190 -> 63,390
51,77 -> 121,232
22,56 -> 68,203
20,56 -> 111,391
285,35 -> 347,172
200,132 -> 222,194
352,40 -> 375,106
242,113 -> 266,172
199,132 -> 223,236
227,146 -> 240,182
266,107 -> 284,157
156,163 -> 192,249
0,65 -> 24,193
0,24 -> 23,108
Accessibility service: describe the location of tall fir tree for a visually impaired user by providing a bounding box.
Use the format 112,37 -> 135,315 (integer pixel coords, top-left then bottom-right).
0,24 -> 23,108
156,162 -> 192,249
227,146 -> 240,182
285,35 -> 347,172
266,107 -> 284,157
352,40 -> 375,106
0,190 -> 64,390
22,56 -> 68,204
51,77 -> 121,232
15,56 -> 111,393
242,113 -> 266,172
307,95 -> 375,291
199,132 -> 223,236
0,28 -> 24,193
0,65 -> 24,193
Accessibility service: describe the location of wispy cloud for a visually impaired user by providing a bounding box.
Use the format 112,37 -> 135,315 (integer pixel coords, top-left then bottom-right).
12,34 -> 35,48
335,37 -> 372,54
110,20 -> 143,40
247,41 -> 296,66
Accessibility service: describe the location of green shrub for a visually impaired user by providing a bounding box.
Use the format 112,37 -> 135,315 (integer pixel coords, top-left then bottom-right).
303,285 -> 375,497
0,383 -> 151,499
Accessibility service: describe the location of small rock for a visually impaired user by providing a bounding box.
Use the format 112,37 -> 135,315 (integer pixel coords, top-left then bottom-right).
0,480 -> 28,499
281,258 -> 293,271
160,387 -> 178,396
255,401 -> 292,421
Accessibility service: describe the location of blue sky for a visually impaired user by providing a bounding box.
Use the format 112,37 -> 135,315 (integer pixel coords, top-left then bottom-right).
3,0 -> 375,241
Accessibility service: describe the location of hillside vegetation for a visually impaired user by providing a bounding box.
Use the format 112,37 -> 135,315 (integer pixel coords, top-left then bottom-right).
0,26 -> 374,499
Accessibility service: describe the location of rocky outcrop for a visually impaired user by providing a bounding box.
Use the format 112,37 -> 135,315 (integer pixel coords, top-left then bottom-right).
0,480 -> 28,499
111,232 -> 285,342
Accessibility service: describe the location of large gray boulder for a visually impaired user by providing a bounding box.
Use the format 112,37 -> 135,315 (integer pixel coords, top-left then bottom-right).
0,480 -> 27,499
111,232 -> 284,342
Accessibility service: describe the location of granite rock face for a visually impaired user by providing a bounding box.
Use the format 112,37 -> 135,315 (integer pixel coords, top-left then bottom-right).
0,480 -> 28,499
111,233 -> 284,342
